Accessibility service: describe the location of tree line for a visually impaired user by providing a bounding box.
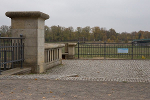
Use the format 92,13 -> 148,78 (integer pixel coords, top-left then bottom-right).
1,25 -> 150,43
45,25 -> 150,43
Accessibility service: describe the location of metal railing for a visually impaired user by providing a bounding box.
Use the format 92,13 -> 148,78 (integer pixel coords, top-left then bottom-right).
0,34 -> 24,75
76,42 -> 150,60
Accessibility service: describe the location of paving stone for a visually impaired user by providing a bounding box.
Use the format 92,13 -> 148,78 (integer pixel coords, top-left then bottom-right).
0,60 -> 150,82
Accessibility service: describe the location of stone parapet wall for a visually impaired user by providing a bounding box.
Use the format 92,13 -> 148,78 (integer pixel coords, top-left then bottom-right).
45,43 -> 65,49
44,43 -> 65,71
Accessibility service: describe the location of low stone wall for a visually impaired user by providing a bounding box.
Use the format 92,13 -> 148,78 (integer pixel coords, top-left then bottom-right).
44,43 -> 65,71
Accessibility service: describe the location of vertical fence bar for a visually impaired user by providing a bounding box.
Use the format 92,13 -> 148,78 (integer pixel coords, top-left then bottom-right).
58,49 -> 59,59
11,39 -> 14,69
4,39 -> 6,70
8,39 -> 10,69
4,50 -> 6,70
53,50 -> 54,61
104,41 -> 106,59
15,41 -> 17,62
20,34 -> 23,69
78,41 -> 79,59
12,42 -> 15,67
23,43 -> 24,61
132,42 -> 133,60
18,40 -> 20,61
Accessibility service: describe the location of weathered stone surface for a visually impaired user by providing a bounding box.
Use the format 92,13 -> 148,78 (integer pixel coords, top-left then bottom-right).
7,11 -> 49,73
38,18 -> 45,29
24,38 -> 37,47
59,48 -> 62,59
44,59 -> 62,70
38,37 -> 44,47
11,29 -> 38,38
68,43 -> 77,59
24,47 -> 37,56
37,29 -> 44,38
23,55 -> 37,64
6,11 -> 49,20
45,43 -> 65,49
68,43 -> 77,46
11,18 -> 39,29
37,46 -> 44,64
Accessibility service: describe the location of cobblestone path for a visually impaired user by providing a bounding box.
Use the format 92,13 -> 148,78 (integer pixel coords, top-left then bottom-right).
1,60 -> 150,82
47,60 -> 150,82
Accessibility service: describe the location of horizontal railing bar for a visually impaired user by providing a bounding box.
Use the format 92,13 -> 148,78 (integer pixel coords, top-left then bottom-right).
79,42 -> 150,44
0,50 -> 23,52
76,47 -> 134,48
79,43 -> 132,44
78,54 -> 149,55
0,45 -> 23,48
1,59 -> 24,65
0,37 -> 25,39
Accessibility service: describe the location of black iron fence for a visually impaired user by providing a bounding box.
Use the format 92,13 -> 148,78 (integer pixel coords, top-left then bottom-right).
76,42 -> 150,60
0,34 -> 24,75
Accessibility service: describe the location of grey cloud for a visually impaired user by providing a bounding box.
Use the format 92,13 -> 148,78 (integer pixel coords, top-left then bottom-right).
0,0 -> 150,33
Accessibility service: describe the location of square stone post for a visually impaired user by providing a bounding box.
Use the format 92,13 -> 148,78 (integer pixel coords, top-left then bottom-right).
68,43 -> 77,59
58,48 -> 62,63
6,11 -> 49,73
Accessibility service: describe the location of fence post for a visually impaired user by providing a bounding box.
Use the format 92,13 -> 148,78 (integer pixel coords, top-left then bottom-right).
20,34 -> 23,69
78,41 -> 79,59
104,41 -> 106,59
4,50 -> 6,71
132,42 -> 133,60
0,33 -> 1,75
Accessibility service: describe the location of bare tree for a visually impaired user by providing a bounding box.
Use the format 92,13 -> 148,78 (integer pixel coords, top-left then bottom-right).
0,25 -> 11,37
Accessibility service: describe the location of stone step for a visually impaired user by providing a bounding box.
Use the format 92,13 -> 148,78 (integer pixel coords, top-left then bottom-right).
0,67 -> 31,78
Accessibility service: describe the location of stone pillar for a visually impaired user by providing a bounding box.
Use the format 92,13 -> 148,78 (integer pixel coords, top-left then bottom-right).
6,11 -> 49,73
65,43 -> 68,53
68,43 -> 77,59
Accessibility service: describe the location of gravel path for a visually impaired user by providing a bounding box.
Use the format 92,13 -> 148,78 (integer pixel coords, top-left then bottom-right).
1,80 -> 150,100
0,60 -> 150,82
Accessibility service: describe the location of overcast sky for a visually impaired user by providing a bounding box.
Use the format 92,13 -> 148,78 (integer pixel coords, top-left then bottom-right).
0,0 -> 150,33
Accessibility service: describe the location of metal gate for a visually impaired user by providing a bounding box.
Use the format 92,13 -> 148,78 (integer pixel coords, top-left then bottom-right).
0,34 -> 24,75
75,42 -> 150,60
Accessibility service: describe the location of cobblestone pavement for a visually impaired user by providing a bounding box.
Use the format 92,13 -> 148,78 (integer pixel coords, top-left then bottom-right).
0,60 -> 150,82
47,60 -> 150,82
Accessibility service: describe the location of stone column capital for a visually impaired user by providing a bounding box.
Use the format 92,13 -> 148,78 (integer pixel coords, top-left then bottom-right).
68,43 -> 77,46
6,11 -> 49,20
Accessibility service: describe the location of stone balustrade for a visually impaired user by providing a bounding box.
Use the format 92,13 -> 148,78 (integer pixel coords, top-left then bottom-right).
44,43 -> 65,70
